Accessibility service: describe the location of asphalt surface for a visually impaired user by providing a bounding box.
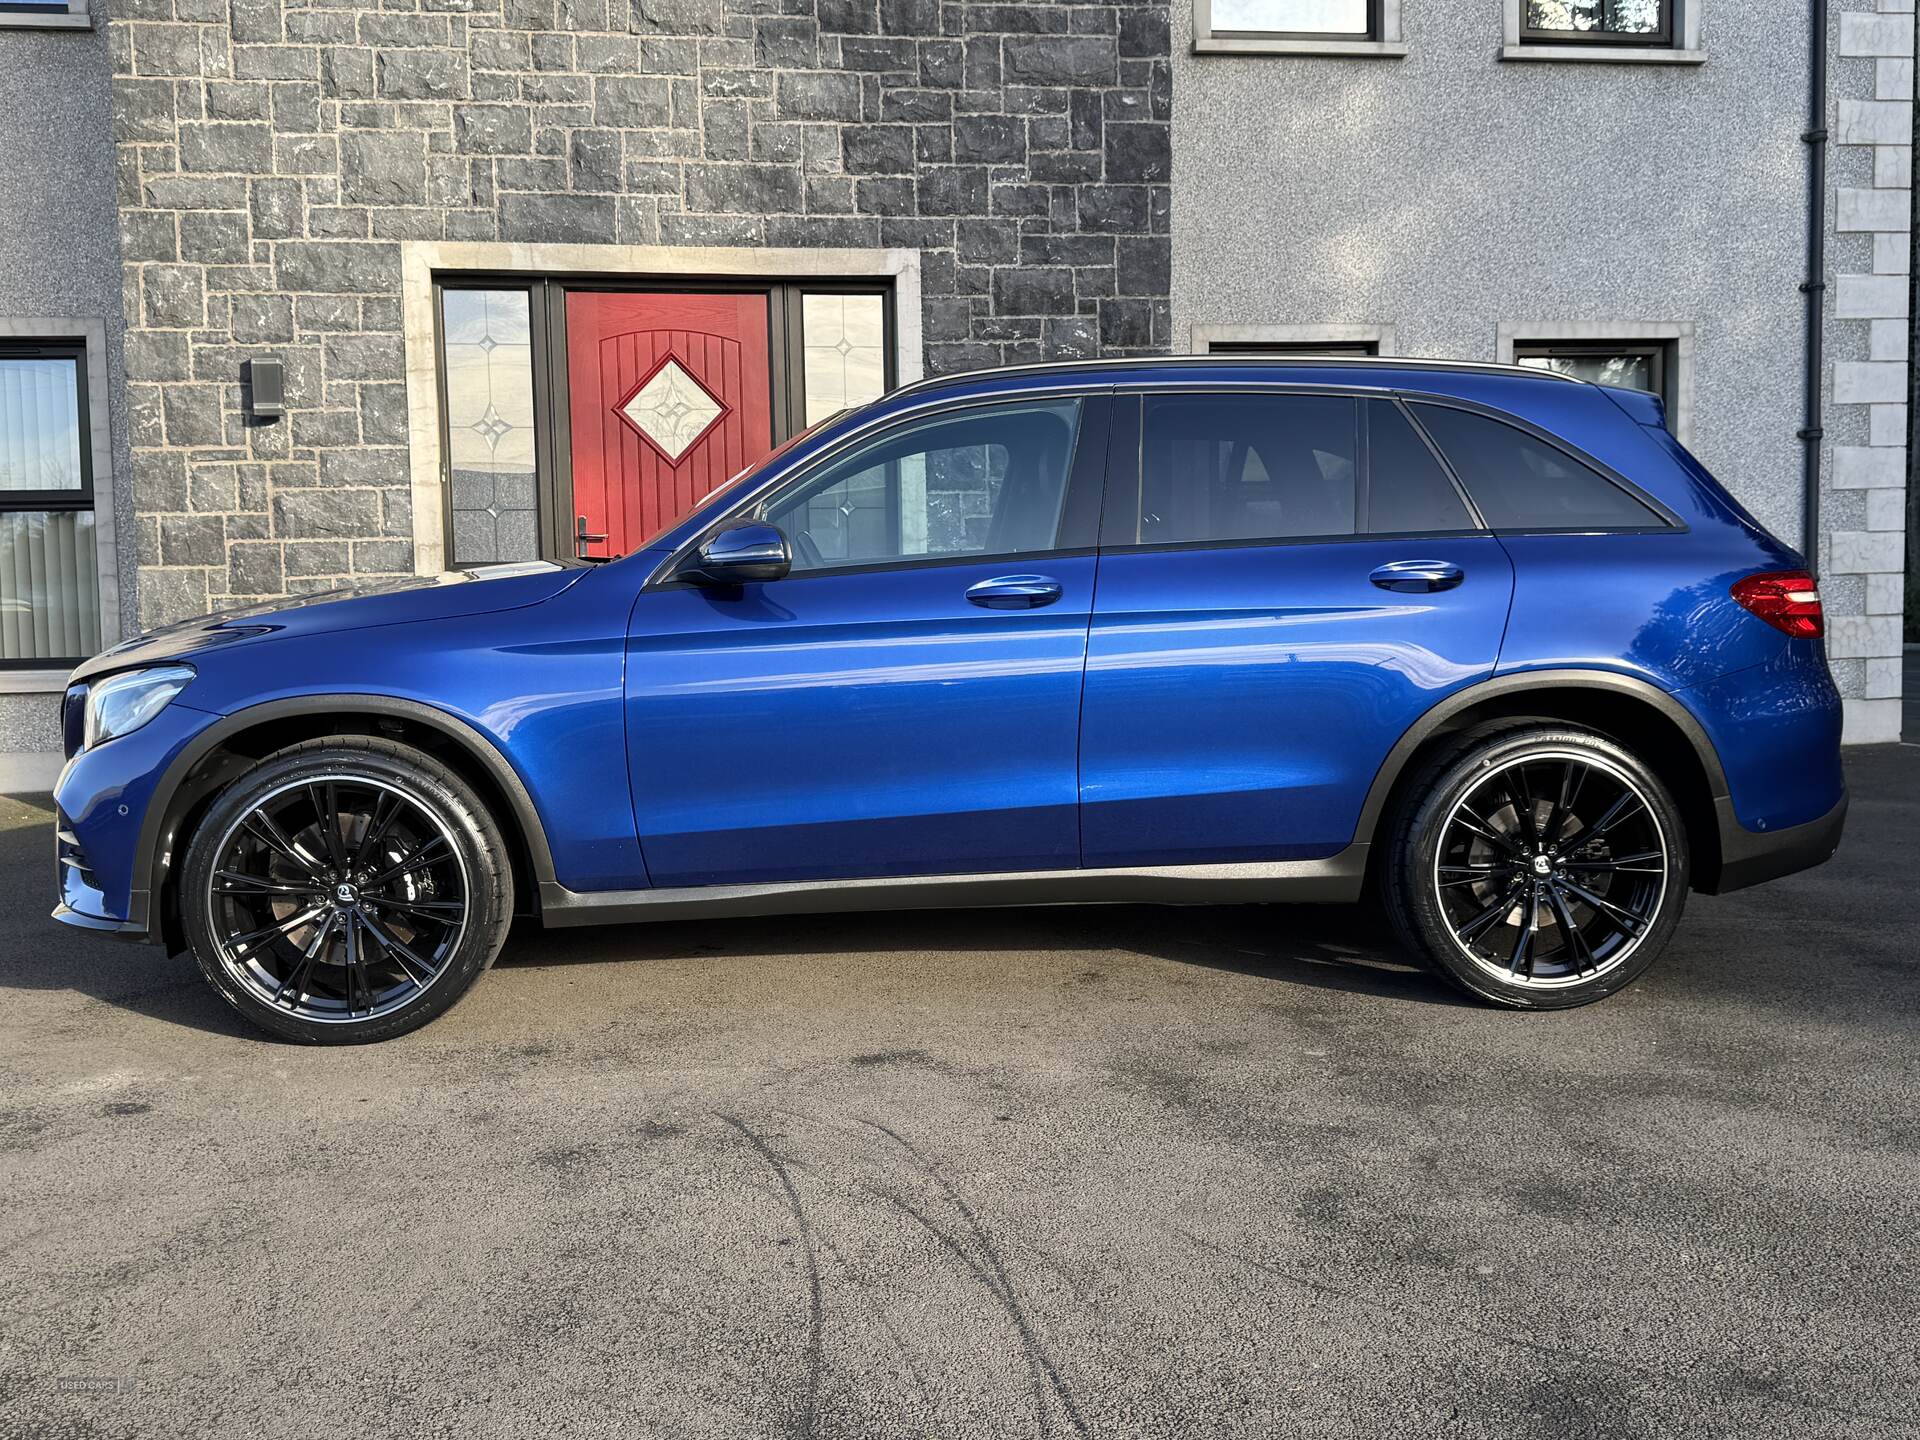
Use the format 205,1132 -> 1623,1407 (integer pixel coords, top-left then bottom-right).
3,746 -> 1917,1440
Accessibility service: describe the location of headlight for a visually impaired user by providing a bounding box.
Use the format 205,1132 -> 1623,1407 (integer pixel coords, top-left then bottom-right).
82,665 -> 195,750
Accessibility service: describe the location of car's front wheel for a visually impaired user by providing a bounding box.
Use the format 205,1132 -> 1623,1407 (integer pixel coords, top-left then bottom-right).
1383,724 -> 1689,1009
180,737 -> 513,1043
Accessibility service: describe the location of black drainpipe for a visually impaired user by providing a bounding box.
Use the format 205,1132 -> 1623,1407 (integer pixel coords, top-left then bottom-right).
1799,0 -> 1829,574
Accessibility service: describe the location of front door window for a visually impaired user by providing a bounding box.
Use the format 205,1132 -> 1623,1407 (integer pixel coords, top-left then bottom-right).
760,399 -> 1083,573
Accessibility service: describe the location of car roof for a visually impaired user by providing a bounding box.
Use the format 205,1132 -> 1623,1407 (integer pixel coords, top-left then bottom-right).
891,354 -> 1585,403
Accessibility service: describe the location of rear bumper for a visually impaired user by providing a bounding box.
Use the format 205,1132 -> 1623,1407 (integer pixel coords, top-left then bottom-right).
1706,788 -> 1848,895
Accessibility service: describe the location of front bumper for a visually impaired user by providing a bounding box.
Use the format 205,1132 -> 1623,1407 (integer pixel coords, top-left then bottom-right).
50,701 -> 221,940
1707,788 -> 1848,895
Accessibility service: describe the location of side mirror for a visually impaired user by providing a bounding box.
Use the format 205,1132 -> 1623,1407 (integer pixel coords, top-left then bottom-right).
682,521 -> 792,585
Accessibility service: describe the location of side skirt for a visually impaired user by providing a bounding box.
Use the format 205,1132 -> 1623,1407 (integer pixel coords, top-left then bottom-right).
538,846 -> 1370,927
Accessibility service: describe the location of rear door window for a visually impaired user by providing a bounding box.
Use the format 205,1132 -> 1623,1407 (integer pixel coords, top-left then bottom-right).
1137,393 -> 1357,545
1128,393 -> 1481,546
1365,400 -> 1475,534
1409,402 -> 1666,532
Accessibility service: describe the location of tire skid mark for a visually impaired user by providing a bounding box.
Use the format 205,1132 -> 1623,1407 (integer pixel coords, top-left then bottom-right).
856,1116 -> 1089,1439
718,1114 -> 825,1440
808,1226 -> 951,1440
1173,1226 -> 1919,1431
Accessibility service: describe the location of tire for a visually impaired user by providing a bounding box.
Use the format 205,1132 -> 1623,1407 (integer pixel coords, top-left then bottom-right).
1381,724 -> 1689,1010
180,736 -> 514,1044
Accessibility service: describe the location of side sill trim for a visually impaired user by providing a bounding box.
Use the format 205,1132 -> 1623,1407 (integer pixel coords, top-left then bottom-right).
539,847 -> 1370,926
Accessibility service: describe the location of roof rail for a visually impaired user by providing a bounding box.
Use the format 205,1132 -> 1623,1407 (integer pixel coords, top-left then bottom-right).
893,353 -> 1584,398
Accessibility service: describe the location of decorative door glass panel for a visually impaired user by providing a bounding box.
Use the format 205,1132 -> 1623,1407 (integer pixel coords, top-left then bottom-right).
442,289 -> 540,566
801,293 -> 888,425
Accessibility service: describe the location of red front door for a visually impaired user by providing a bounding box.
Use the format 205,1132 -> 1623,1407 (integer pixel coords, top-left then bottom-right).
565,291 -> 774,558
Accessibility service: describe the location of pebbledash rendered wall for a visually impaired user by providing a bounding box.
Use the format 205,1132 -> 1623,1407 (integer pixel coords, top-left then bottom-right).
1172,0 -> 1914,744
107,0 -> 1173,627
0,5 -> 133,789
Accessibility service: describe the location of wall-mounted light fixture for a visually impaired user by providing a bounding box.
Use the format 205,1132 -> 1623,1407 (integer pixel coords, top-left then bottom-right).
244,357 -> 284,419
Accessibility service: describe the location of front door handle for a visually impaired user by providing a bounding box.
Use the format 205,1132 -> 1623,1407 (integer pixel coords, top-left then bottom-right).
575,514 -> 609,561
1370,560 -> 1465,594
966,575 -> 1064,610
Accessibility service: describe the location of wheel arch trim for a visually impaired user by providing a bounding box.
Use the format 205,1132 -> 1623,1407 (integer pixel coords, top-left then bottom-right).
136,694 -> 559,939
1353,668 -> 1731,845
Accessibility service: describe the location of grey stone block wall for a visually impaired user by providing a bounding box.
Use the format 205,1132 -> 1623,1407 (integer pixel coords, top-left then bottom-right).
109,0 -> 1173,622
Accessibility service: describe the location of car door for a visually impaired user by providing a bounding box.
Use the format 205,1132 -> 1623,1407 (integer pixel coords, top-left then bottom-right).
624,392 -> 1110,888
1079,389 -> 1515,867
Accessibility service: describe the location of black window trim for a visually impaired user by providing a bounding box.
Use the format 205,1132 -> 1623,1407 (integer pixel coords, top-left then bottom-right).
1510,338 -> 1672,407
1100,385 -> 1495,556
1207,0 -> 1381,42
647,388 -> 1114,590
1518,0 -> 1674,48
1399,392 -> 1688,536
1203,340 -> 1382,358
0,339 -> 93,514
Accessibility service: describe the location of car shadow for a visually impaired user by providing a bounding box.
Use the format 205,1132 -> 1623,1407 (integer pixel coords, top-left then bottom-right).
4,789 -> 1462,1043
495,897 -> 1466,1007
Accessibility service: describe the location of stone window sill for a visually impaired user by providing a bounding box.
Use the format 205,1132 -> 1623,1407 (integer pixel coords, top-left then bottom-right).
0,669 -> 71,695
0,10 -> 93,27
1498,43 -> 1705,64
1194,37 -> 1409,57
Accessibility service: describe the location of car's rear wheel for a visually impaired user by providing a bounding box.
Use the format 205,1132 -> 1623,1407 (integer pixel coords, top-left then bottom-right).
1383,725 -> 1688,1009
180,737 -> 513,1043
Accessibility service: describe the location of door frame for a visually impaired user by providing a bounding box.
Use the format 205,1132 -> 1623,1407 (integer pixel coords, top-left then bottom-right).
401,241 -> 923,574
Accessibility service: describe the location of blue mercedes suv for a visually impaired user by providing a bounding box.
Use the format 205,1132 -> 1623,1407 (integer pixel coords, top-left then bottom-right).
52,358 -> 1846,1042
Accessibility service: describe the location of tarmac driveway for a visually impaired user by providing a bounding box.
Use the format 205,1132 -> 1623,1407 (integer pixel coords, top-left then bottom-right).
2,745 -> 1917,1439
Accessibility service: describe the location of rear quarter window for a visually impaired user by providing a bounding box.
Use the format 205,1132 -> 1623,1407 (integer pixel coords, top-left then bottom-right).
1409,402 -> 1667,532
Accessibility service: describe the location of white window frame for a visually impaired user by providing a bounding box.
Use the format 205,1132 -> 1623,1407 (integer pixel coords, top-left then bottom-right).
1499,0 -> 1704,64
1496,319 -> 1697,445
1193,0 -> 1407,57
0,0 -> 93,29
0,316 -> 124,694
1193,322 -> 1400,354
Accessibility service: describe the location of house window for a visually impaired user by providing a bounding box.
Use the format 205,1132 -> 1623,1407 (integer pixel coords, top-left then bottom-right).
1500,0 -> 1698,59
1521,0 -> 1671,44
0,0 -> 93,29
0,342 -> 102,665
1513,341 -> 1671,402
1207,340 -> 1380,357
1193,0 -> 1405,55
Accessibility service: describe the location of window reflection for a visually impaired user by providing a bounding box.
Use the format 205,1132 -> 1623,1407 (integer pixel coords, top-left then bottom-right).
0,357 -> 83,493
443,290 -> 539,565
1524,0 -> 1662,35
1213,0 -> 1369,35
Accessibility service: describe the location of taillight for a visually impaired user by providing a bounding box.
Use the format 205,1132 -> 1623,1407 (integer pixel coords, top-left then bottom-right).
1731,569 -> 1823,638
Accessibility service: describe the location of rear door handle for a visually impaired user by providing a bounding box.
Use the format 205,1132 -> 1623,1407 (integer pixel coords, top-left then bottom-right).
966,575 -> 1064,609
1370,560 -> 1465,593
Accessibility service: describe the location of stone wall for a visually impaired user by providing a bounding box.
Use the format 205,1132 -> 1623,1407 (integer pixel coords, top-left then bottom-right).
1820,0 -> 1912,744
110,0 -> 1173,622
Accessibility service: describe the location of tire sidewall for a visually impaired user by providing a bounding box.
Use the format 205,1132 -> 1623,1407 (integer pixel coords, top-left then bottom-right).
181,740 -> 512,1044
1394,727 -> 1690,1010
